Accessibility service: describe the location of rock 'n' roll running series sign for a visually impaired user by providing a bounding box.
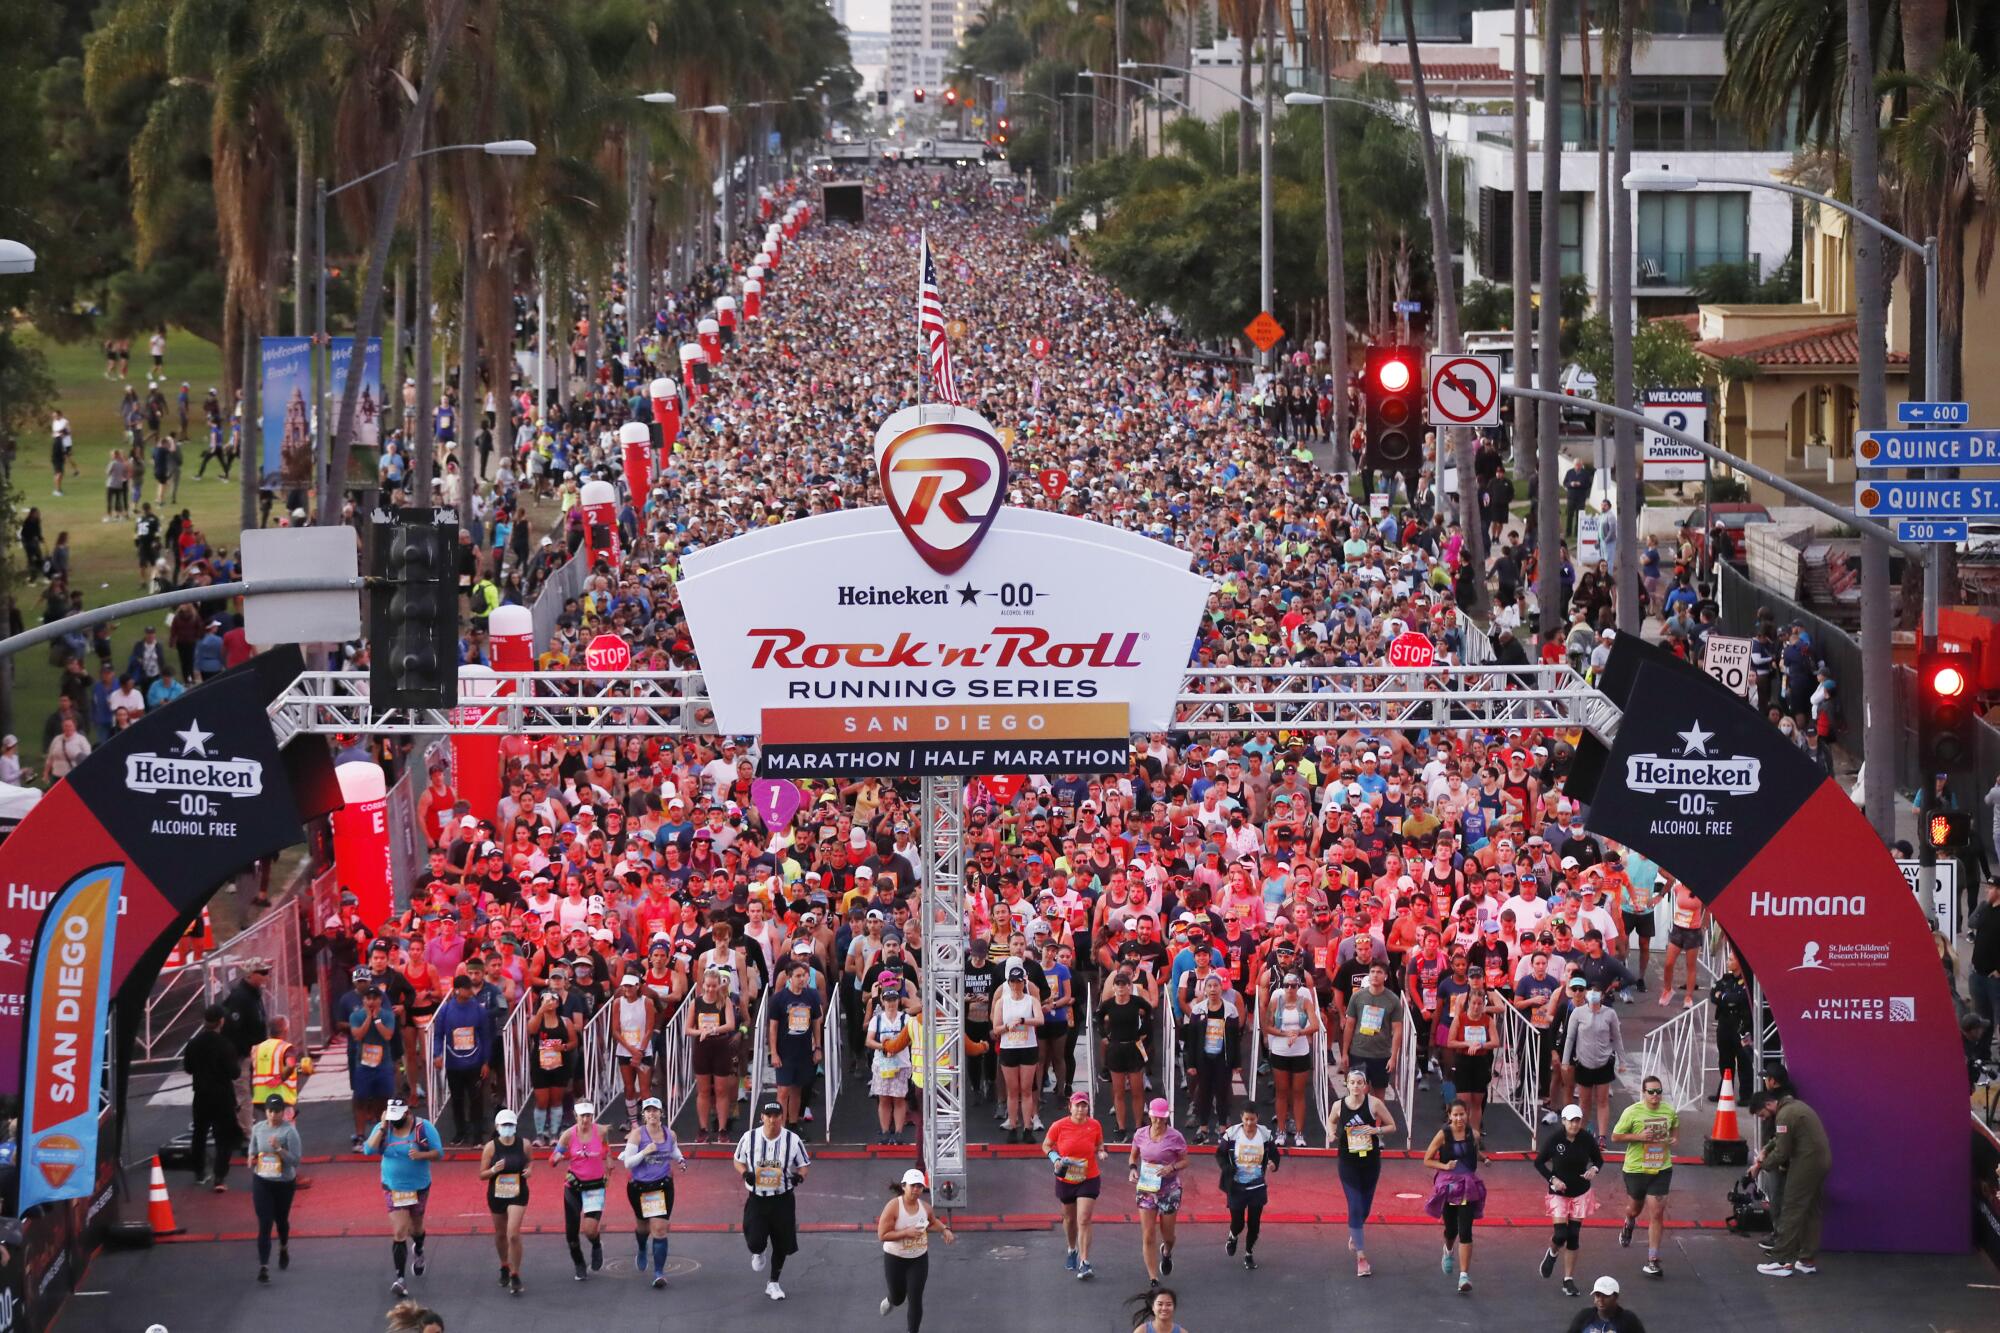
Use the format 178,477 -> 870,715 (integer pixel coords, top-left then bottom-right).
676,404 -> 1210,775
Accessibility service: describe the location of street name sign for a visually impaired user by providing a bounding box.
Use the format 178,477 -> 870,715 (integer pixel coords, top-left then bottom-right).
1897,520 -> 1968,543
1896,400 -> 1969,425
1855,429 -> 2000,468
1854,479 -> 2000,518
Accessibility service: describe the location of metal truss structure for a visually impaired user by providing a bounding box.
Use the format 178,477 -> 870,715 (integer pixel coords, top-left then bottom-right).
267,664 -> 1623,742
268,663 -> 1623,1208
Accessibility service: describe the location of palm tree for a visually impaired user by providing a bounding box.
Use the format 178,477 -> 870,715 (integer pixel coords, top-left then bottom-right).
1534,0 -> 1564,641
1222,0 -> 1261,174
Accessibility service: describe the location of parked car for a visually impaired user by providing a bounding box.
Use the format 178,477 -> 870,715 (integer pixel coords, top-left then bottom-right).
1681,501 -> 1772,568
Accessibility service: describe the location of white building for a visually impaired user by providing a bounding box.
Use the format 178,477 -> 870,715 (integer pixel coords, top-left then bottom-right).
888,0 -> 975,110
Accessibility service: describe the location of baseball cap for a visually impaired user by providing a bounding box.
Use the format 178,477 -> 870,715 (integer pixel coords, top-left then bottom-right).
1562,1103 -> 1584,1121
495,1108 -> 518,1129
761,1101 -> 783,1116
1069,1091 -> 1089,1104
1147,1097 -> 1170,1118
1592,1276 -> 1620,1296
900,1167 -> 928,1187
1567,976 -> 1588,990
264,1093 -> 285,1108
641,1096 -> 663,1111
460,814 -> 478,828
574,1101 -> 597,1118
384,1099 -> 410,1121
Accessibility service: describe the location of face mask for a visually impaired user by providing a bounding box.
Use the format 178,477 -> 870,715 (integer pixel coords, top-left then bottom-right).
1586,991 -> 1603,1007
499,1128 -> 517,1142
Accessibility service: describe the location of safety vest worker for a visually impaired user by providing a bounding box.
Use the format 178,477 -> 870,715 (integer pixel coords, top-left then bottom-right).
251,1027 -> 305,1106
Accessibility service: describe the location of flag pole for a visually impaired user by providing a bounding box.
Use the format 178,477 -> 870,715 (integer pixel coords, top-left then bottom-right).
917,229 -> 929,410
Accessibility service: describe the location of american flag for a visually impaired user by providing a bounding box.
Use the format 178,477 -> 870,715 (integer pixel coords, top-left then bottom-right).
918,231 -> 961,404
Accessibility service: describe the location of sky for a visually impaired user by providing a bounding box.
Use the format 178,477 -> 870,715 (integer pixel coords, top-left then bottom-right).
845,0 -> 889,33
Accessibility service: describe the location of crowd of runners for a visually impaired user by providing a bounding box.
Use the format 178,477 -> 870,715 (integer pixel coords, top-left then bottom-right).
221,166 -> 1747,1329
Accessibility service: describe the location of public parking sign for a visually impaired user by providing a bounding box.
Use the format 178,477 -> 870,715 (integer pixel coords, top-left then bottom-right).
1426,353 -> 1500,427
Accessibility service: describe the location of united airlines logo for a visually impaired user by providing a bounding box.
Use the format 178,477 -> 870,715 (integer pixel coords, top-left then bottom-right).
122,719 -> 264,798
1624,721 -> 1761,795
875,413 -> 1009,575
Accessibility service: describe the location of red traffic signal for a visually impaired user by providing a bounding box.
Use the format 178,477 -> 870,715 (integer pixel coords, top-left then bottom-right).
913,86 -> 925,103
1928,810 -> 1971,852
998,116 -> 1010,131
1928,661 -> 1967,699
945,87 -> 958,105
1918,646 -> 1979,771
1375,355 -> 1413,393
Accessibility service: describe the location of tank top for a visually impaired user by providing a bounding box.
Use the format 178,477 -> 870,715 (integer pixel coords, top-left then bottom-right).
644,966 -> 679,1017
616,994 -> 650,1052
692,995 -> 731,1045
1337,1096 -> 1382,1163
629,1126 -> 675,1184
1267,992 -> 1310,1057
882,1195 -> 929,1258
488,1136 -> 528,1202
535,1011 -> 568,1071
996,989 -> 1038,1049
564,1124 -> 608,1182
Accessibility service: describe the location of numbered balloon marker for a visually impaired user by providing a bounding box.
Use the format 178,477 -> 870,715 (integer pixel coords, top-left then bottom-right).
1038,467 -> 1069,501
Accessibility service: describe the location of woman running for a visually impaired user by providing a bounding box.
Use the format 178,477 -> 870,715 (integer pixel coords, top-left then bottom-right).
995,962 -> 1044,1142
1128,1286 -> 1188,1333
1421,1098 -> 1485,1293
1261,971 -> 1319,1147
1445,976 -> 1498,1133
690,969 -> 739,1143
1097,971 -> 1152,1136
249,1093 -> 301,1282
552,1100 -> 610,1281
1037,939 -> 1075,1105
865,974 -> 915,1145
1333,1067 -> 1396,1277
611,973 -> 658,1124
479,1108 -> 531,1296
876,1167 -> 954,1331
363,1099 -> 442,1299
1217,1104 -> 1279,1271
527,986 -> 574,1146
1128,1097 -> 1188,1288
1042,1091 -> 1105,1279
621,1096 -> 687,1289
1534,1103 -> 1603,1298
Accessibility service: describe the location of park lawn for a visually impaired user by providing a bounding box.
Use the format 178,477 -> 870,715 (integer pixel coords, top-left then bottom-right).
13,327 -> 247,770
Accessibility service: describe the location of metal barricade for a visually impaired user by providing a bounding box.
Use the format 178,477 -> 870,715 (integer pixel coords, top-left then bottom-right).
820,980 -> 843,1142
1485,998 -> 1546,1148
1245,989 -> 1263,1103
1638,997 -> 1714,1113
500,992 -> 533,1112
1312,1026 -> 1335,1147
201,898 -> 309,1053
576,999 -> 621,1112
1392,1002 -> 1418,1145
134,960 -> 211,1067
658,1001 -> 696,1129
1160,999 -> 1181,1128
745,990 -> 771,1118
416,1011 -> 447,1114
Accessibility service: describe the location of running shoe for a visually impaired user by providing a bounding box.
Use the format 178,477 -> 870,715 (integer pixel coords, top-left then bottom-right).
500,1265 -> 512,1287
510,1275 -> 523,1297
1032,1116 -> 1045,1131
1243,1253 -> 1257,1270
1076,1262 -> 1094,1280
258,1266 -> 269,1284
766,1281 -> 787,1300
1561,1277 -> 1580,1297
1064,1248 -> 1079,1272
412,1252 -> 426,1277
1792,1262 -> 1818,1275
1757,1239 -> 1778,1253
391,1278 -> 409,1298
1441,1247 -> 1456,1278
573,1261 -> 587,1282
1757,1263 -> 1792,1278
1356,1256 -> 1372,1278
1160,1245 -> 1173,1276
1226,1234 -> 1238,1256
881,1296 -> 894,1317
1620,1218 -> 1635,1248
653,1275 -> 667,1290
1641,1260 -> 1662,1278
1457,1272 -> 1472,1294
278,1247 -> 289,1271
1539,1249 -> 1557,1279
752,1251 -> 766,1272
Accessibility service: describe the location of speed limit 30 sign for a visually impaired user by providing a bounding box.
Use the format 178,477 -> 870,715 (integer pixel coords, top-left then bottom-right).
1701,634 -> 1756,704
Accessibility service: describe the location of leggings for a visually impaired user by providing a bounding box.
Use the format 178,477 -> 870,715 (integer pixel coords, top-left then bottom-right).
252,1177 -> 295,1264
564,1181 -> 605,1265
1441,1203 -> 1476,1247
882,1251 -> 929,1331
1551,1218 -> 1581,1251
1226,1185 -> 1265,1253
1338,1159 -> 1381,1253
1189,1052 -> 1233,1127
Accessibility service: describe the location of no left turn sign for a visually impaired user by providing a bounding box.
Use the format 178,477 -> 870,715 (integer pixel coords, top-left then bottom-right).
1427,352 -> 1502,428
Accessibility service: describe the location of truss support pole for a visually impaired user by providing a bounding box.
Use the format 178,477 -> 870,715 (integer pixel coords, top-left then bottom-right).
919,775 -> 968,1208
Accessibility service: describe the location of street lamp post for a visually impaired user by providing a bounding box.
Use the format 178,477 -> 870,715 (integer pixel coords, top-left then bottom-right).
315,139 -> 533,512
1009,90 -> 1064,195
1062,92 -> 1113,165
1125,60 -> 1273,367
627,93 -> 679,353
1626,165 -> 1933,846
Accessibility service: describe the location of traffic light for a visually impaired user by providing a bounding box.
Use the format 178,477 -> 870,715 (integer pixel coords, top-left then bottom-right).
1362,344 -> 1422,480
1916,647 -> 1978,772
997,116 -> 1009,132
913,86 -> 925,103
368,508 -> 460,710
1926,810 -> 1971,855
945,87 -> 957,106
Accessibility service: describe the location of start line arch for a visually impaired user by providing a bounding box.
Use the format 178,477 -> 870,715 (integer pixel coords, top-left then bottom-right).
266,647 -> 1969,1253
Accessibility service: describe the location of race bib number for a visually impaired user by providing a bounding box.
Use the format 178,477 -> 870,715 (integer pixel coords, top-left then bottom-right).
580,1186 -> 606,1215
1643,1140 -> 1670,1170
1346,1125 -> 1374,1156
640,1189 -> 669,1218
1136,1162 -> 1163,1194
1238,1141 -> 1265,1168
755,1161 -> 783,1191
1360,1004 -> 1385,1037
451,1026 -> 477,1054
1059,1158 -> 1087,1184
390,1189 -> 421,1209
360,1044 -> 384,1068
493,1173 -> 521,1200
1314,948 -> 1330,972
256,1152 -> 283,1179
1673,907 -> 1697,929
1204,1017 -> 1226,1051
698,1013 -> 721,1036
1421,988 -> 1438,1012
539,1039 -> 564,1070
621,1027 -> 644,1050
787,1006 -> 810,1034
1461,1024 -> 1488,1049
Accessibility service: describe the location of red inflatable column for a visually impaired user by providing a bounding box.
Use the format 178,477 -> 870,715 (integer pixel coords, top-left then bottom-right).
742,277 -> 762,321
450,663 -> 502,832
578,479 -> 620,573
697,317 -> 722,364
619,420 -> 653,507
488,604 -> 535,769
680,342 -> 709,400
715,295 -> 738,349
332,761 -> 393,924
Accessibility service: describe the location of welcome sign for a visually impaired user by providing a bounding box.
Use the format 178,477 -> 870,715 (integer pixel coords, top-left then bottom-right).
677,405 -> 1209,773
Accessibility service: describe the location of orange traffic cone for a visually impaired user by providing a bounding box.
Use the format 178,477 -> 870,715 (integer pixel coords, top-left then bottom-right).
146,1156 -> 182,1236
1703,1070 -> 1749,1165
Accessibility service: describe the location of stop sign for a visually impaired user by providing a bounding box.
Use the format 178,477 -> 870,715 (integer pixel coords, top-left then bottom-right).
584,633 -> 632,672
1386,631 -> 1436,670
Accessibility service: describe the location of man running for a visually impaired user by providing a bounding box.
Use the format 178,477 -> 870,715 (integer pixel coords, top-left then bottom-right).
1611,1076 -> 1679,1277
362,1098 -> 442,1298
736,1100 -> 812,1300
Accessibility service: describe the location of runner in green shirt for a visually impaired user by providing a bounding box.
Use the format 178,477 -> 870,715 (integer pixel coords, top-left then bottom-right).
1609,1077 -> 1679,1277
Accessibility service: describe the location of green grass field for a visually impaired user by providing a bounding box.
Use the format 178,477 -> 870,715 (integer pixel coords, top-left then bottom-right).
12,327 -> 243,769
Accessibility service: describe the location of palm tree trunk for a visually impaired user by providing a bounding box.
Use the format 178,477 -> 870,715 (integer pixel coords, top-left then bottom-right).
1850,0 -> 1892,840
1535,0 -> 1565,643
1401,0 -> 1484,614
413,151 -> 436,498
293,148 -> 310,338
455,204 -> 480,523
321,0 -> 472,524
240,294 -> 261,535
1237,17 -> 1254,177
1611,0 -> 1638,631
1316,8 -> 1349,465
1511,0 -> 1534,478
1594,56 -> 1610,309
391,264 -> 406,389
